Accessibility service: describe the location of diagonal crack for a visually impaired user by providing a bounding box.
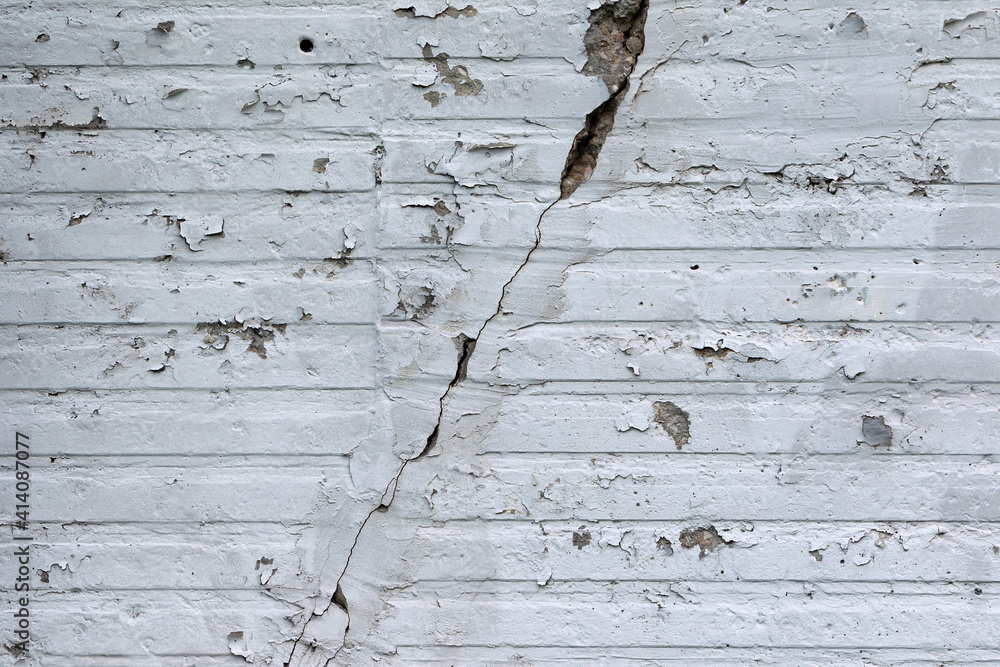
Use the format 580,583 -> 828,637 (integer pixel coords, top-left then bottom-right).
284,333 -> 477,667
287,2 -> 649,663
477,0 -> 650,335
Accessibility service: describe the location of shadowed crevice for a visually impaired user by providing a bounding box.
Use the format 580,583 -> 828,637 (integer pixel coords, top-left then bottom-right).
561,0 -> 649,199
417,333 -> 478,460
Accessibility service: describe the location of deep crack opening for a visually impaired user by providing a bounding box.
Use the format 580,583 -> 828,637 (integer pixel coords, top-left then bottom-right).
419,424 -> 440,459
332,584 -> 348,613
416,332 -> 478,459
561,0 -> 649,199
451,333 -> 478,387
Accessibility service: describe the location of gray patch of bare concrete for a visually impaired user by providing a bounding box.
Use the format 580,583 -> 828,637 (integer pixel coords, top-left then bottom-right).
421,45 -> 484,98
679,526 -> 733,559
560,0 -> 648,198
862,415 -> 893,448
652,400 -> 690,450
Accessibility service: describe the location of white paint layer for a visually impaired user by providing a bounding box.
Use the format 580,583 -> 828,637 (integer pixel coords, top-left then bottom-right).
2,1 -> 999,665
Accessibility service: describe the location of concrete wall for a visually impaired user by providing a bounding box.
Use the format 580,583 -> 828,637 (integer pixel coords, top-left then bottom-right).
3,0 -> 1000,664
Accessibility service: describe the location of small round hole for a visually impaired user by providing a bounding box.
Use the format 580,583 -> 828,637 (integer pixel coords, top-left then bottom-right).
299,38 -> 314,53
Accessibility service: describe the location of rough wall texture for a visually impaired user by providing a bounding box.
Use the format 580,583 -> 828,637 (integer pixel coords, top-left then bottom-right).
3,0 -> 1000,664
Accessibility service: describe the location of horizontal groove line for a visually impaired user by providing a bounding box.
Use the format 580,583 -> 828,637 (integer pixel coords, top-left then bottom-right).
409,518 -> 1000,525
0,185 -> 556,194
459,380 -> 1000,386
4,520 -> 307,525
13,519 -> 1000,527
0,383 -> 989,392
477,451 -> 1000,457
420,247 -> 1000,254
467,319 -> 1000,326
0,190 -> 378,196
6,320 -> 1000,327
0,123 -> 575,131
6,256 -> 1000,263
6,55 -> 1000,64
0,60 -> 610,71
31,587 -> 302,592
11,453 -> 998,460
0,194 -> 997,203
392,644 -> 1000,650
1,185 -> 998,196
9,249 -> 1000,261
5,455 -> 359,460
0,124 -> 559,133
398,514 -> 997,527
17,657 -> 258,662
23,581 -> 1000,592
0,381 -> 979,390
0,321 -> 375,326
5,184 -> 1000,195
403,578 -> 1000,584
0,386 -> 381,392
0,387 -> 374,393
9,121 -> 1000,131
1,321 -> 380,326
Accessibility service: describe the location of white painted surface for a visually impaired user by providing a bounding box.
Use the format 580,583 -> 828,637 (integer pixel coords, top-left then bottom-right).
2,0 -> 1000,664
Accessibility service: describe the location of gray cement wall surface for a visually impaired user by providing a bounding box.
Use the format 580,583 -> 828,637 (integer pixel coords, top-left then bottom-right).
3,0 -> 1000,664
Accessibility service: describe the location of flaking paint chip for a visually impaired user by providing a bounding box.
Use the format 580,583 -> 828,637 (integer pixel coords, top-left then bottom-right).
179,217 -> 224,251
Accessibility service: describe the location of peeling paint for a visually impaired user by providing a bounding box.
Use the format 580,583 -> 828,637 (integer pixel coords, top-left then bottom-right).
8,0 -> 1000,663
197,319 -> 287,359
421,44 -> 484,98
